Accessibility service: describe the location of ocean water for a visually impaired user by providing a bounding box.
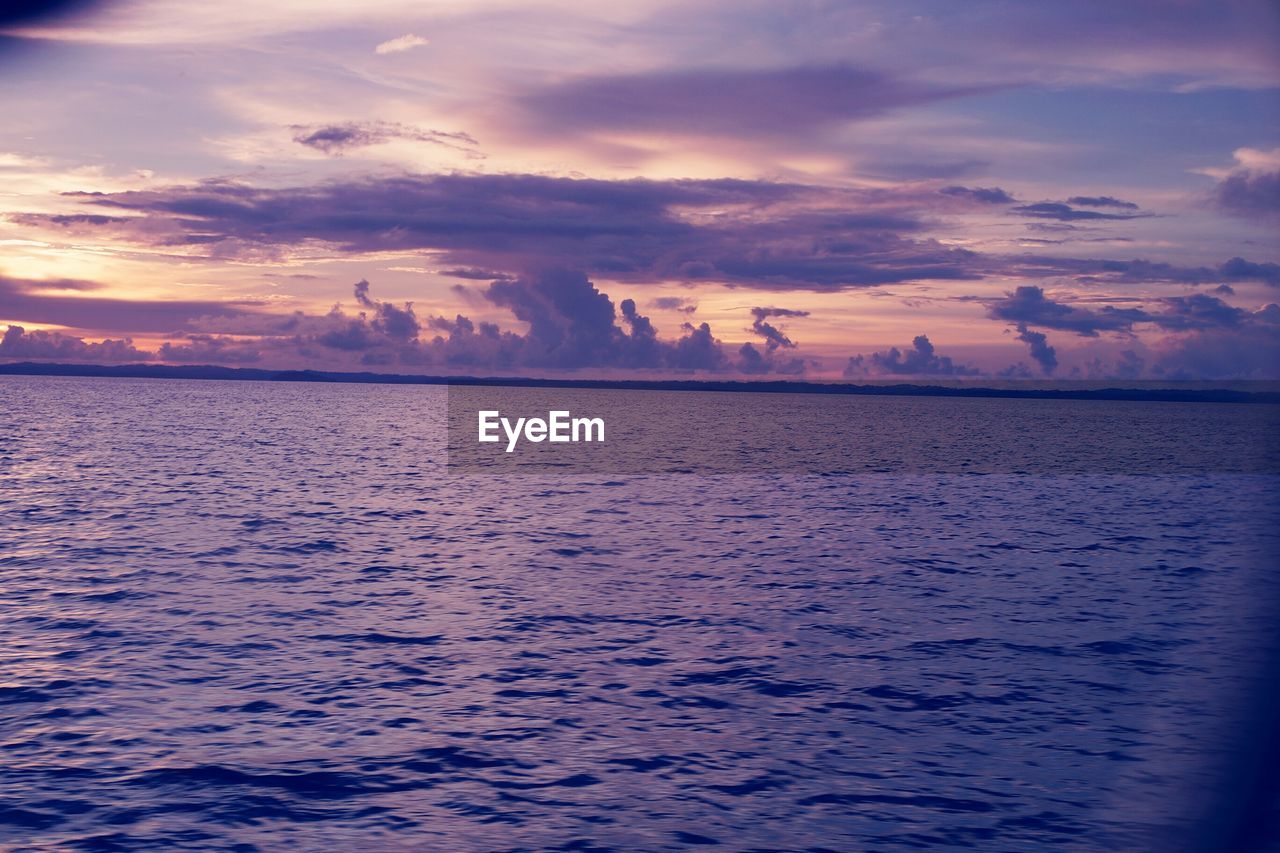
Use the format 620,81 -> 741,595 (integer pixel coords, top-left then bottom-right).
1,376 -> 1278,851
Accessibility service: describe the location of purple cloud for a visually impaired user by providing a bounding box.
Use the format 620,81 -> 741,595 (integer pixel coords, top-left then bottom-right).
1067,196 -> 1140,210
1,325 -> 146,362
518,66 -> 993,138
989,286 -> 1147,337
650,296 -> 697,314
749,306 -> 809,351
1015,324 -> 1058,375
291,122 -> 481,157
0,274 -> 265,334
941,186 -> 1016,204
844,335 -> 978,377
1213,168 -> 1280,220
990,285 -> 1268,337
15,174 -> 1277,301
1013,202 -> 1144,222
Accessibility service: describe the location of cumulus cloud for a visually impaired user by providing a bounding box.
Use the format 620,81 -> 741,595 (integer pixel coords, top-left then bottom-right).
132,275 -> 814,375
989,285 -> 1146,336
1210,147 -> 1280,221
989,285 -> 1269,337
990,285 -> 1280,378
749,306 -> 808,351
157,334 -> 261,364
1,325 -> 147,362
844,334 -> 978,377
1214,171 -> 1280,219
1015,324 -> 1058,374
1153,312 -> 1280,380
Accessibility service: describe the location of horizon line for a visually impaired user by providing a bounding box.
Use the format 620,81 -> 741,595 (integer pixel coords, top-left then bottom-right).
2,361 -> 1278,404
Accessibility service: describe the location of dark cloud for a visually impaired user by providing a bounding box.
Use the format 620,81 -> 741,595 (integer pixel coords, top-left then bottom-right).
157,335 -> 262,364
1219,256 -> 1280,286
940,186 -> 1016,204
0,274 -> 265,333
353,279 -> 419,340
23,173 -> 987,292
1,325 -> 146,362
1066,196 -> 1140,210
650,296 -> 697,314
989,285 -> 1146,336
0,0 -> 103,28
1015,323 -> 1058,374
999,255 -> 1280,288
749,306 -> 809,351
989,285 -> 1265,337
165,274 -> 781,374
519,66 -> 993,138
291,122 -> 480,157
844,334 -> 978,377
16,173 -> 1276,300
1153,316 -> 1280,380
991,285 -> 1280,378
436,267 -> 514,281
1213,168 -> 1280,220
1014,202 -> 1144,222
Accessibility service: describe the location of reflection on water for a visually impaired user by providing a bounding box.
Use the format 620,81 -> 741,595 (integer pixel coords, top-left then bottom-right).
1,376 -> 1277,850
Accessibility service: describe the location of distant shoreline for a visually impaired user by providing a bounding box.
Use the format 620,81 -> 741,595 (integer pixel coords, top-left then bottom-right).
2,361 -> 1278,404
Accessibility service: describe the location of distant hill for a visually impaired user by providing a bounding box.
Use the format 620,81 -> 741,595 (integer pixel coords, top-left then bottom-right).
1,360 -> 1277,404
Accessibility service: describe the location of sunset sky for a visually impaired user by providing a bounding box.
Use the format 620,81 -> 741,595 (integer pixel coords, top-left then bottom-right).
1,0 -> 1277,379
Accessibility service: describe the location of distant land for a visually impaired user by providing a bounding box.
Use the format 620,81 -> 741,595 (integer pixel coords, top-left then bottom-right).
2,361 -> 1278,404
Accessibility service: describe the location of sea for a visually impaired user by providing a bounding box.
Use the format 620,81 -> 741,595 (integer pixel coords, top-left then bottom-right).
2,375 -> 1278,851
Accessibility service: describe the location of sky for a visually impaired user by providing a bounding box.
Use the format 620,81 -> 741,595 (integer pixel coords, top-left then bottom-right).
0,0 -> 1277,380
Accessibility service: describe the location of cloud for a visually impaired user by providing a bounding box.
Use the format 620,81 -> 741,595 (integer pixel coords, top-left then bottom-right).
436,267 -> 514,281
1214,169 -> 1280,220
650,296 -> 696,313
291,122 -> 479,157
988,285 -> 1146,336
998,256 -> 1280,288
989,285 -> 1268,337
157,334 -> 261,364
749,306 -> 809,351
1013,202 -> 1144,222
518,65 -> 994,138
1,325 -> 147,362
990,285 -> 1280,378
1153,314 -> 1280,380
844,334 -> 978,377
15,172 -> 1276,301
1015,323 -> 1058,374
0,274 -> 265,333
374,34 -> 428,55
149,274 -> 790,375
22,173 -> 985,292
940,185 -> 1016,204
1219,257 -> 1280,286
1066,196 -> 1140,210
